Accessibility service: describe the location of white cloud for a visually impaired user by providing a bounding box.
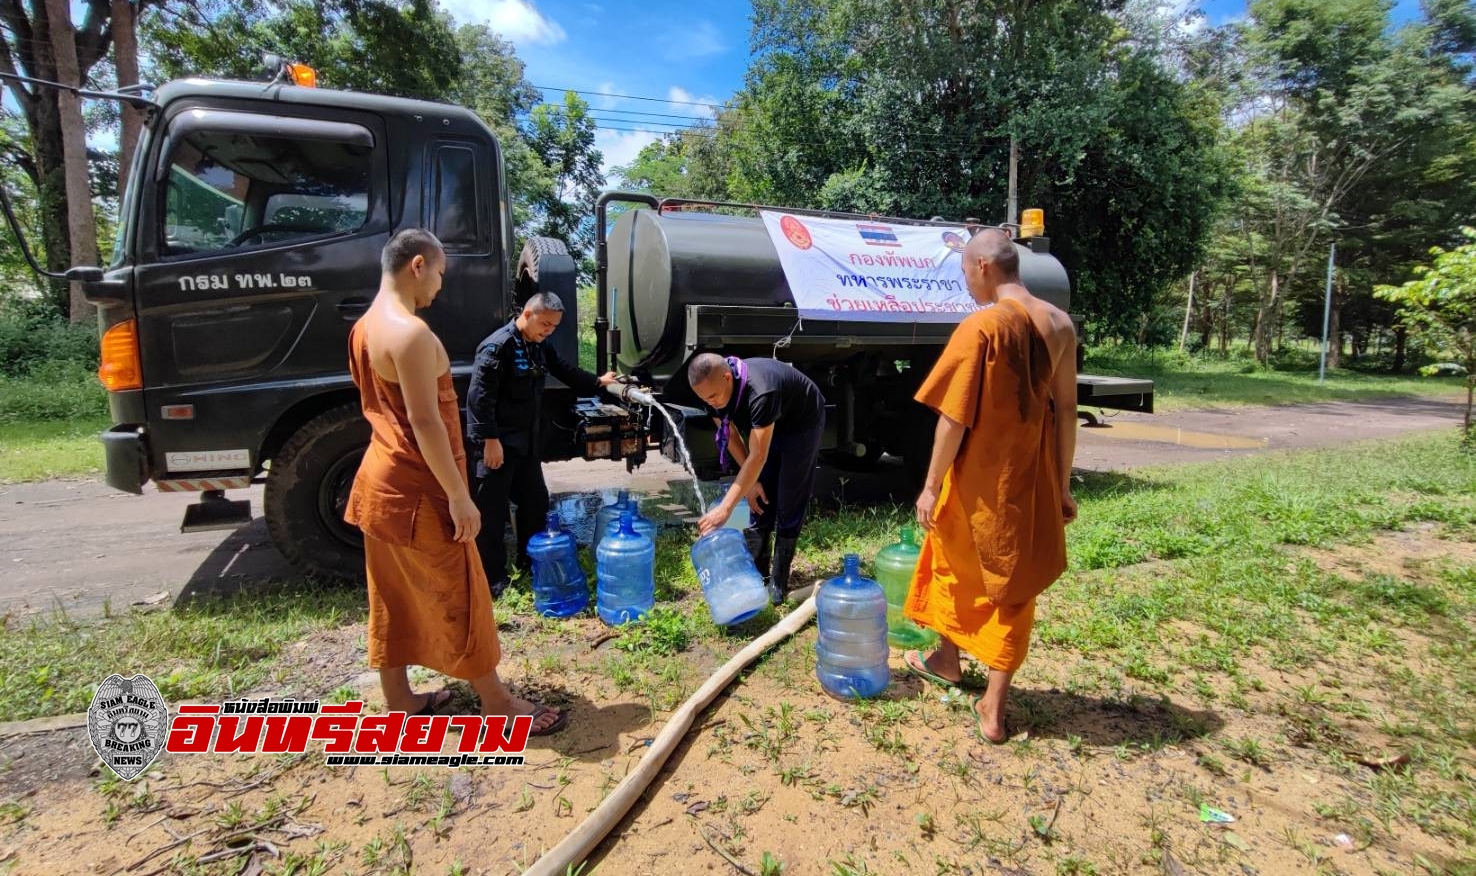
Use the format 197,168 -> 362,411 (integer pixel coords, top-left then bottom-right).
445,0 -> 567,45
668,86 -> 719,119
661,20 -> 726,61
596,128 -> 663,185
596,82 -> 621,110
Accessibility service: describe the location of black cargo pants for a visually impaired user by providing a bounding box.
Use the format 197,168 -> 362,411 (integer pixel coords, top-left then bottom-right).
473,451 -> 549,591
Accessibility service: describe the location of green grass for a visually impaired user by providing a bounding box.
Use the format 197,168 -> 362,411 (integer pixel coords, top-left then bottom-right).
0,417 -> 108,482
0,359 -> 109,482
1085,344 -> 1466,411
0,583 -> 365,722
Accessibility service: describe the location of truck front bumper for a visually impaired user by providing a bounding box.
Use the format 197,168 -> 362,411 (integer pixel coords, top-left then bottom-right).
101,424 -> 150,494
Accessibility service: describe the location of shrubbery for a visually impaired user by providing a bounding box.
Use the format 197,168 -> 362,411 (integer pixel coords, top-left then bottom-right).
0,300 -> 106,423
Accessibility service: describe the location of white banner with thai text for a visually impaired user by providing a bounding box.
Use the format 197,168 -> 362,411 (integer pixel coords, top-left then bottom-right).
759,210 -> 981,322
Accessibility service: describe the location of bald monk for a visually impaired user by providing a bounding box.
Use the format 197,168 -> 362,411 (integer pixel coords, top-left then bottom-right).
903,229 -> 1078,744
344,228 -> 565,734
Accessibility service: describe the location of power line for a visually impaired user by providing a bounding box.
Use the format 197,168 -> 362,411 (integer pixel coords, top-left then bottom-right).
531,84 -> 729,110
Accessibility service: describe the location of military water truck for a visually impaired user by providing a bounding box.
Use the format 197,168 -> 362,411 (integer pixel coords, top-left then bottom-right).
593,194 -> 1153,482
0,67 -> 1152,583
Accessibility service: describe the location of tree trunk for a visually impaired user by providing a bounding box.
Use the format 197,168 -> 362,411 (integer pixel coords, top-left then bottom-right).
1392,326 -> 1407,373
45,0 -> 99,324
1254,271 -> 1279,364
110,0 -> 140,195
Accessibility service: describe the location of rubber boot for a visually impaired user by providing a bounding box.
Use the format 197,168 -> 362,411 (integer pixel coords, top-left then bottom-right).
744,526 -> 773,581
770,536 -> 799,605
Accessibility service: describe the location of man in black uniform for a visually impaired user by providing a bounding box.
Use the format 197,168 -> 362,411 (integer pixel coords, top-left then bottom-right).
467,292 -> 617,595
690,353 -> 826,603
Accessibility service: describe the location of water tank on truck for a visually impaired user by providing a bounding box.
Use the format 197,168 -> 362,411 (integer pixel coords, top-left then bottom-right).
593,195 -> 1152,482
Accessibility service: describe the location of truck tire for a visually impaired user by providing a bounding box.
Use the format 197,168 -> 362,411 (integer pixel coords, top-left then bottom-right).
516,236 -> 580,369
264,404 -> 368,583
902,410 -> 937,491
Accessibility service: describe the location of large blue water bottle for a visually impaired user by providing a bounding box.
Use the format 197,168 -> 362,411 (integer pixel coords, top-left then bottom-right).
815,554 -> 891,699
592,489 -> 632,553
526,511 -> 590,618
691,528 -> 770,625
596,509 -> 656,626
601,502 -> 658,547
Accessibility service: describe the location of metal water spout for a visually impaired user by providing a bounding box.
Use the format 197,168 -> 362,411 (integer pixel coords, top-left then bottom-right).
613,381 -> 657,407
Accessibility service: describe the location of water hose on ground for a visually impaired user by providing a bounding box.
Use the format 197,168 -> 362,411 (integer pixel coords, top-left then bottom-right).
521,592 -> 820,876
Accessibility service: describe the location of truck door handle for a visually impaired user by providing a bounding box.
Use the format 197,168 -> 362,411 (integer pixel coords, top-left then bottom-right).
336,297 -> 370,318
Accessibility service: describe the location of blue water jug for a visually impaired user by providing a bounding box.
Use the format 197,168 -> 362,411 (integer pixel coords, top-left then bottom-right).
691,528 -> 769,626
526,511 -> 590,618
718,481 -> 750,531
596,509 -> 656,626
601,503 -> 658,547
592,489 -> 632,553
815,554 -> 891,699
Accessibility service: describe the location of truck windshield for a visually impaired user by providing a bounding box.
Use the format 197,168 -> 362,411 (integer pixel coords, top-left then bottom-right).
161,129 -> 371,258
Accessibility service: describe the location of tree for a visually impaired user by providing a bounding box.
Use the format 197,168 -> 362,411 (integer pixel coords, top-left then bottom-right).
685,0 -> 1233,341
524,92 -> 603,278
0,0 -> 145,319
142,0 -> 461,100
1376,227 -> 1476,436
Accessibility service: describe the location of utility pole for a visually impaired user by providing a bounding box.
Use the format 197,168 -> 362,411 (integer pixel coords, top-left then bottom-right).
1006,134 -> 1019,228
1319,242 -> 1335,383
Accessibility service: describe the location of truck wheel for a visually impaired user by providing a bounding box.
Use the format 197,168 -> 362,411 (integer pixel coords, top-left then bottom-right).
264,404 -> 368,583
902,410 -> 937,490
515,236 -> 580,369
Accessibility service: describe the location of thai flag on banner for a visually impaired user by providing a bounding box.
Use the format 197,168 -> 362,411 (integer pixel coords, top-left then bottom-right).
857,224 -> 901,247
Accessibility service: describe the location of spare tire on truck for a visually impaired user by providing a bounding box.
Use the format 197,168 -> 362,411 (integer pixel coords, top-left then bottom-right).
264,404 -> 369,583
515,236 -> 580,368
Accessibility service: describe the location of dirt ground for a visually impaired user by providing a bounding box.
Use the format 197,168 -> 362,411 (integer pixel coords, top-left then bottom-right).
2,528 -> 1474,875
0,397 -> 1472,875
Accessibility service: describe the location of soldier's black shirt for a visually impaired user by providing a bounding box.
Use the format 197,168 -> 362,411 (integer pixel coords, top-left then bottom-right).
466,319 -> 602,467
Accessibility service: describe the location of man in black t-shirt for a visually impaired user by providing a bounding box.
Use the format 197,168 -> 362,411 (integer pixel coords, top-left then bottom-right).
690,353 -> 826,603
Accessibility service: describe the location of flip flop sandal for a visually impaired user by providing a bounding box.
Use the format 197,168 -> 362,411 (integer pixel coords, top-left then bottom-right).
902,649 -> 964,690
969,694 -> 1011,746
411,689 -> 457,717
528,703 -> 569,737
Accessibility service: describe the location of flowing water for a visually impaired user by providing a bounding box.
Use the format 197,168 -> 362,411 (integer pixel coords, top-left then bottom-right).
647,401 -> 709,515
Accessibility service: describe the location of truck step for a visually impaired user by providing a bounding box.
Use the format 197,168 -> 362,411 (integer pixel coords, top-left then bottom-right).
180,490 -> 253,533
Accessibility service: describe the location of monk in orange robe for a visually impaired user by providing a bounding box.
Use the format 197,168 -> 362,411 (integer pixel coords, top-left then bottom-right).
344,228 -> 564,734
903,229 -> 1078,743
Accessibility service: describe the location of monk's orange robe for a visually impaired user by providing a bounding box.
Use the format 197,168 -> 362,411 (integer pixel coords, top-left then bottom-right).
343,321 -> 500,680
903,297 -> 1067,672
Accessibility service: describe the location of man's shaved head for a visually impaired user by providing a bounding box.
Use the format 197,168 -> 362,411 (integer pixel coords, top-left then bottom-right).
687,353 -> 729,385
964,229 -> 1020,280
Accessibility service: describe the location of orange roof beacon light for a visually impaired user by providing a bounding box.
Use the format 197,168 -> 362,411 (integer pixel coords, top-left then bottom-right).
98,319 -> 143,392
286,63 -> 318,88
1019,208 -> 1045,239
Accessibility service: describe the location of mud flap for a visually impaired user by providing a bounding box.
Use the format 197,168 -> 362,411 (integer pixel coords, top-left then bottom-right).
181,490 -> 252,533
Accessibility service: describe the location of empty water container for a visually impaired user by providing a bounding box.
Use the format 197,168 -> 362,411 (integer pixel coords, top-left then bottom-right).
592,489 -> 633,553
691,528 -> 770,625
874,526 -> 939,650
815,554 -> 890,699
596,509 -> 655,626
526,511 -> 590,618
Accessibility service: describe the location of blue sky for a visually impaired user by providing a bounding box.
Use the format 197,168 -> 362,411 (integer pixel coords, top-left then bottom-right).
442,0 -> 1431,183
433,0 -> 755,179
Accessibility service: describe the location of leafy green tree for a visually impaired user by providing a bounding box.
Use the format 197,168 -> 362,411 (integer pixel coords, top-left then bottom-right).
1376,227 -> 1476,434
525,92 -> 603,278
